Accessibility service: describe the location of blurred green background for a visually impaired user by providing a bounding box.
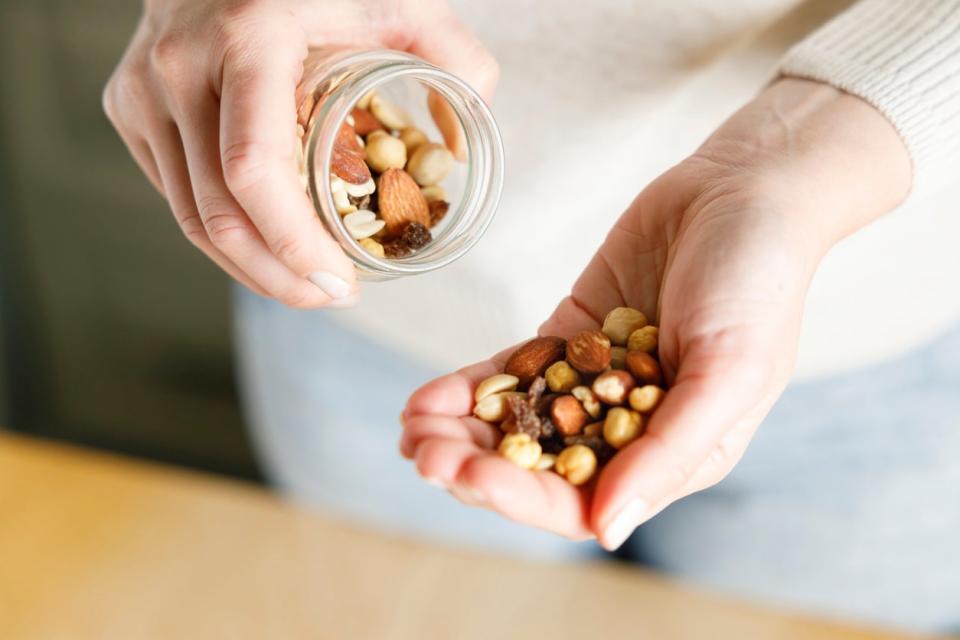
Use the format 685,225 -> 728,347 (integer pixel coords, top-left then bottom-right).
0,2 -> 262,480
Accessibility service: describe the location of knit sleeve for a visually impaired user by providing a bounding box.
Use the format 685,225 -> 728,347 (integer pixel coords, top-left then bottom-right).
780,0 -> 960,196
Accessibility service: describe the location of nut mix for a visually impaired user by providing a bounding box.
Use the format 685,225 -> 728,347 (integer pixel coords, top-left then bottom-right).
471,307 -> 670,486
327,90 -> 457,259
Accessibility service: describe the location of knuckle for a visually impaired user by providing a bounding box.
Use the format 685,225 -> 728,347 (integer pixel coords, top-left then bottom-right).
269,233 -> 306,266
177,213 -> 209,247
150,32 -> 189,86
202,209 -> 255,251
221,141 -> 272,193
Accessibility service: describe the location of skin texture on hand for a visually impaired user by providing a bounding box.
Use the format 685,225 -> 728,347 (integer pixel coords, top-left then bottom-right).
401,78 -> 912,549
104,0 -> 498,308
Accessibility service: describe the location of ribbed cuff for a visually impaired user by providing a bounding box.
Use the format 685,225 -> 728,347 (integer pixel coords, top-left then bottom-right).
780,0 -> 960,197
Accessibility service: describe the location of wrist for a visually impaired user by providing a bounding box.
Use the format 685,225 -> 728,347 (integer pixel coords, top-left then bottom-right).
693,77 -> 913,254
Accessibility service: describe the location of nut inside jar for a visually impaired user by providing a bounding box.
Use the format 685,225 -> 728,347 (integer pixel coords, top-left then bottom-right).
300,77 -> 468,261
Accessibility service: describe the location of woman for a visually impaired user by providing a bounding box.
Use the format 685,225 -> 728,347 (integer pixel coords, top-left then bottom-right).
104,0 -> 960,630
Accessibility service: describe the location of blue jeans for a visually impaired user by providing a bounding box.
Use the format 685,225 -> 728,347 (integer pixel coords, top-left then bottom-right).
234,287 -> 960,632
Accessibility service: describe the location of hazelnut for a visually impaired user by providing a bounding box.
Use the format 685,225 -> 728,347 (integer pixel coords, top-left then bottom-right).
534,453 -> 557,471
504,337 -> 566,387
570,386 -> 602,418
592,370 -> 636,405
498,433 -> 542,469
421,185 -> 448,203
369,93 -> 411,130
365,133 -> 407,173
601,307 -> 648,346
550,395 -> 590,436
555,445 -> 597,486
627,326 -> 659,353
473,391 -> 525,423
545,361 -> 581,393
566,330 -> 612,374
626,351 -> 663,386
629,385 -> 665,413
359,238 -> 385,258
474,373 -> 520,402
603,407 -> 644,449
610,346 -> 628,370
399,127 -> 429,154
406,143 -> 455,186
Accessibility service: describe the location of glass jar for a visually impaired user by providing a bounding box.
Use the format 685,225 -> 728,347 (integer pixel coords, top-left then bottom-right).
295,49 -> 504,280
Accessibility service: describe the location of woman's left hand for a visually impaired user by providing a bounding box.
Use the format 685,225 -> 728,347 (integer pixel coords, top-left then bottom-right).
400,78 -> 912,548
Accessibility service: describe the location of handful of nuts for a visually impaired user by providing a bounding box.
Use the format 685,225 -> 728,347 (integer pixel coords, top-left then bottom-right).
472,307 -> 668,486
324,90 -> 456,259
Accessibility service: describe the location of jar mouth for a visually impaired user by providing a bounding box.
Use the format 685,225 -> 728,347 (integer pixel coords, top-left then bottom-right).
305,53 -> 504,279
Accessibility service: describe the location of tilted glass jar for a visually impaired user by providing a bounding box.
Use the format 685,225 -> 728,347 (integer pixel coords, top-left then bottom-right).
295,50 -> 504,280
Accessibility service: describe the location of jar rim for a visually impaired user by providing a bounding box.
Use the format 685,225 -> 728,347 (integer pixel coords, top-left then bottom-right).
304,51 -> 504,279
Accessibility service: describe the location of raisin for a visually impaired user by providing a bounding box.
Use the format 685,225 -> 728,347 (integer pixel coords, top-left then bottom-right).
428,200 -> 450,227
383,221 -> 432,258
504,393 -> 542,439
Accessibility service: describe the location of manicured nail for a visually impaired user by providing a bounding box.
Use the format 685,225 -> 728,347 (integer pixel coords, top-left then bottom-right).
449,483 -> 487,507
601,498 -> 648,550
308,271 -> 352,300
326,293 -> 359,309
424,476 -> 446,489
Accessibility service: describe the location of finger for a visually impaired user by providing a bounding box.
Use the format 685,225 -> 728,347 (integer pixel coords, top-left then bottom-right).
405,6 -> 499,103
592,334 -> 772,550
219,28 -> 358,304
414,437 -> 592,540
403,344 -> 517,419
116,129 -> 165,195
399,414 -> 500,459
147,117 -> 270,297
177,92 -> 340,308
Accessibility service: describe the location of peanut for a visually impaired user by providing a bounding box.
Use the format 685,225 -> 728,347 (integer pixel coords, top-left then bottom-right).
475,373 -> 521,402
534,453 -> 557,471
369,93 -> 411,130
474,391 -> 525,423
359,238 -> 385,258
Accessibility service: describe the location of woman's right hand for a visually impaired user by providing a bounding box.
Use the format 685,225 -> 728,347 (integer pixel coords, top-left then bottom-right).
103,0 -> 498,308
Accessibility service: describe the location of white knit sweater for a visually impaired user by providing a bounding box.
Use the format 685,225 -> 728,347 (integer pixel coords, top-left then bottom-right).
334,0 -> 960,381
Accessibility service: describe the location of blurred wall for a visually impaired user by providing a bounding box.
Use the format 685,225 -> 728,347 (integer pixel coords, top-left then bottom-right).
0,2 -> 262,480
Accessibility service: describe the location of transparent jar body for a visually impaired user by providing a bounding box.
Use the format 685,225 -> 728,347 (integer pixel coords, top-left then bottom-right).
295,50 -> 504,280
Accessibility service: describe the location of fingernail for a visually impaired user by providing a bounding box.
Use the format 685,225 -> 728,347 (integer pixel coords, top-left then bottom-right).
449,483 -> 487,507
424,476 -> 446,489
601,498 -> 648,551
308,271 -> 352,300
326,293 -> 359,309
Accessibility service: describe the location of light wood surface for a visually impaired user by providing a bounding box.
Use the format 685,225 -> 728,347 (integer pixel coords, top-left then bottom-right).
0,433 -> 926,640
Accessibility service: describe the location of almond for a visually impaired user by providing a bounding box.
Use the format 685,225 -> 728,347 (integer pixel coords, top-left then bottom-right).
550,395 -> 590,436
428,89 -> 466,161
566,330 -> 612,374
377,168 -> 431,235
350,107 -> 383,136
626,351 -> 663,386
504,336 -> 566,387
331,122 -> 370,185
